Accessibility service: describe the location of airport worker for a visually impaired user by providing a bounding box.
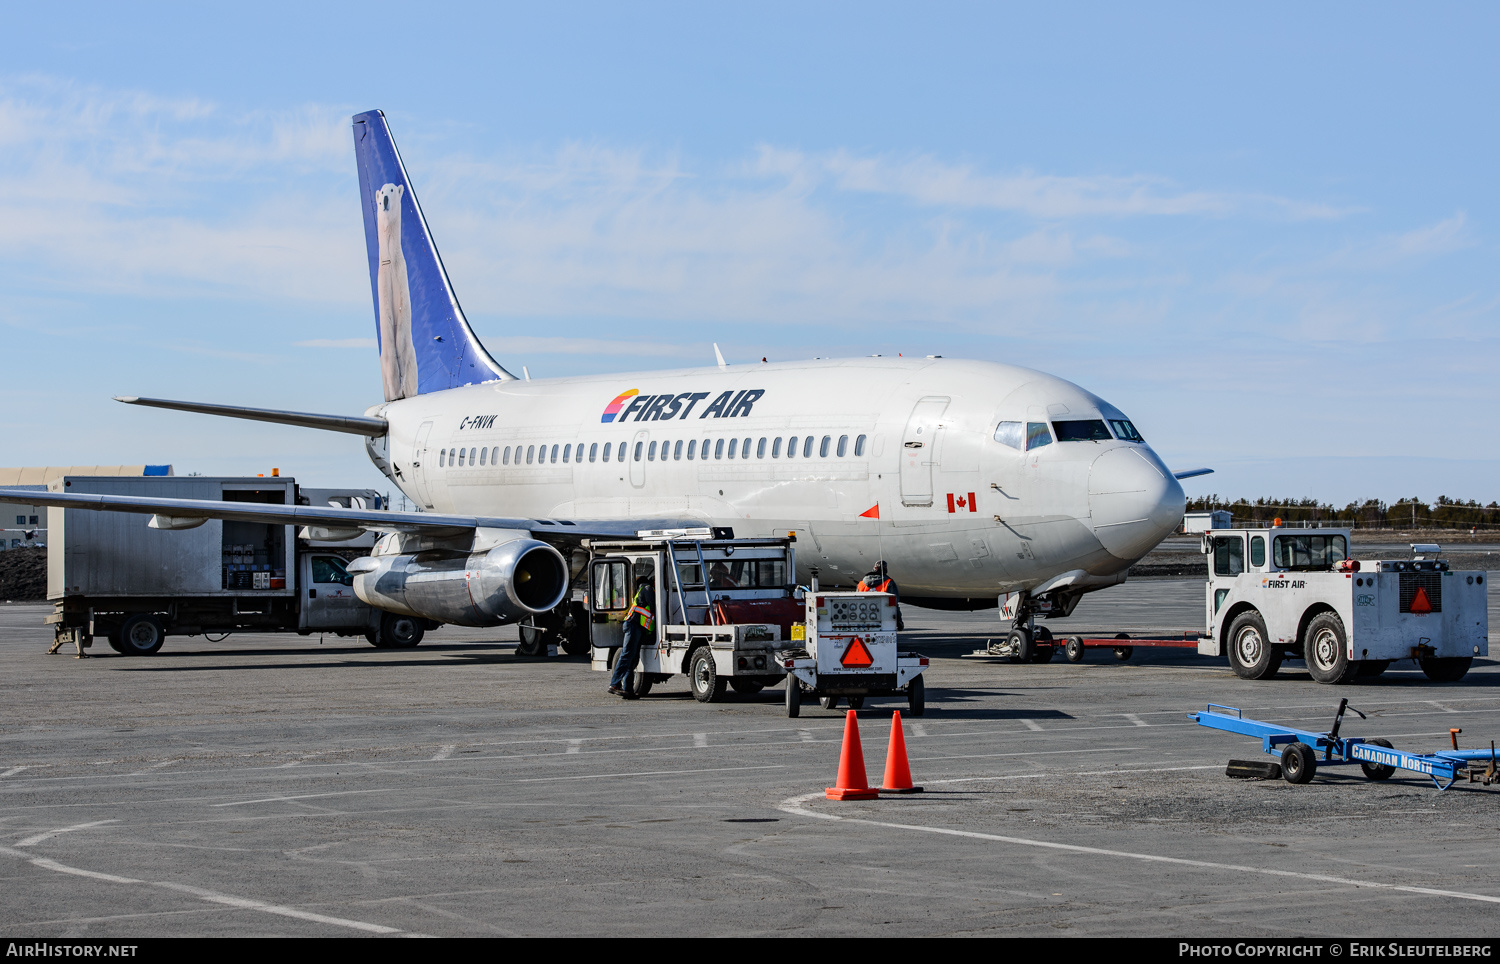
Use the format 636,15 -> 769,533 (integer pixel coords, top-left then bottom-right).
609,575 -> 654,699
857,560 -> 905,631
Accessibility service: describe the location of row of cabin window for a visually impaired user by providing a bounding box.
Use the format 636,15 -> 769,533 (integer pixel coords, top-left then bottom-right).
438,434 -> 870,469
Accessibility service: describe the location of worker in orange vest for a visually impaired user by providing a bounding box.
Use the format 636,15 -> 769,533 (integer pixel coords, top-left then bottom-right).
609,575 -> 654,699
857,560 -> 904,631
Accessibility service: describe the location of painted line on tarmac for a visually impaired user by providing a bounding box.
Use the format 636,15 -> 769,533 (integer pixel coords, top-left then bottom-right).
1,767 -> 30,778
1018,719 -> 1044,732
213,788 -> 400,808
517,764 -> 785,784
16,819 -> 119,848
914,746 -> 1143,763
775,793 -> 1500,906
432,745 -> 457,761
0,844 -> 403,934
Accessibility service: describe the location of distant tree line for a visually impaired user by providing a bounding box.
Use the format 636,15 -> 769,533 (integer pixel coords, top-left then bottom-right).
1186,495 -> 1500,530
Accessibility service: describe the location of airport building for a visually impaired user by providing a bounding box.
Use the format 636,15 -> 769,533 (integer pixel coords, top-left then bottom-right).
0,466 -> 173,549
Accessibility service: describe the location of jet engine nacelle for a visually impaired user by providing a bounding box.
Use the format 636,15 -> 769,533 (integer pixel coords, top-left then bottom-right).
348,538 -> 568,627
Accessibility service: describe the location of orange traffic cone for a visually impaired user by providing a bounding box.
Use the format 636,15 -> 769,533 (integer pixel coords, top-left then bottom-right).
825,710 -> 879,801
880,710 -> 923,793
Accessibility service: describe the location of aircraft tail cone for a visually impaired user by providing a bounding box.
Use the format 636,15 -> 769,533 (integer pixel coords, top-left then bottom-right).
880,710 -> 923,793
826,710 -> 879,801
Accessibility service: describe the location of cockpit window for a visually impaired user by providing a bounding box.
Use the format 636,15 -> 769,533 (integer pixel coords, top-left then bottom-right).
1053,419 -> 1112,442
993,421 -> 1024,450
1025,422 -> 1052,450
1273,534 -> 1347,571
1108,419 -> 1144,442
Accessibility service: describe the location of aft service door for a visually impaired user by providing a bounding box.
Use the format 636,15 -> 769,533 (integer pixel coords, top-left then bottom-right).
900,397 -> 949,507
411,421 -> 435,508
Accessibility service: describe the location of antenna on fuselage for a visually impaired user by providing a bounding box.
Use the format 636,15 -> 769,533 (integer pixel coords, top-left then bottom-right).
713,343 -> 727,369
523,366 -> 531,380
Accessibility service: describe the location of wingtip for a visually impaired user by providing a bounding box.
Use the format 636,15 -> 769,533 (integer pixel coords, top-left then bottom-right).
114,396 -> 140,404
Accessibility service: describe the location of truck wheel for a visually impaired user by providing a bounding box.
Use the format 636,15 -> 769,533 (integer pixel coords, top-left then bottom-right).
1280,741 -> 1317,784
1007,627 -> 1033,663
1030,644 -> 1056,663
629,669 -> 653,698
819,695 -> 840,710
846,695 -> 865,709
729,679 -> 764,695
1357,660 -> 1390,679
1064,637 -> 1086,662
117,614 -> 166,656
1359,738 -> 1396,781
1226,612 -> 1280,680
379,613 -> 424,649
786,680 -> 801,718
1420,657 -> 1472,683
1304,612 -> 1357,684
106,631 -> 125,654
907,675 -> 925,717
689,647 -> 726,703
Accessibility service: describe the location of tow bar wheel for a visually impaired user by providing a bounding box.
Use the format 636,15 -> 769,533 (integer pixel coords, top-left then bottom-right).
1359,738 -> 1396,781
1281,741 -> 1317,784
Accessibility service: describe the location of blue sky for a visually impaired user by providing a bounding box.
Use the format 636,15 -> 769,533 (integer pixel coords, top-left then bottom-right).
2,4 -> 1495,506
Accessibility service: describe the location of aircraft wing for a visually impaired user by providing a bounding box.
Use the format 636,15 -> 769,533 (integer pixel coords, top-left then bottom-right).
0,487 -> 703,546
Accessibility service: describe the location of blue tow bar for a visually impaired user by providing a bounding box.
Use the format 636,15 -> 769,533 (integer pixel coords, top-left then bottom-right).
1190,699 -> 1500,791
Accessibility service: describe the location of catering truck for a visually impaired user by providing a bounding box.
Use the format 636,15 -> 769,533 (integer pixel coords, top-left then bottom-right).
1199,528 -> 1488,683
45,475 -> 425,655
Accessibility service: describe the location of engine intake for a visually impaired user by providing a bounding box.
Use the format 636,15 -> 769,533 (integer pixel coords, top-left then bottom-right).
348,538 -> 568,626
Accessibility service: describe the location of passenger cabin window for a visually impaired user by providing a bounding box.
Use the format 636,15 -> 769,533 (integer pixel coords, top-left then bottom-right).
633,442 -> 643,461
803,437 -> 814,458
820,436 -> 831,457
786,436 -> 797,458
589,442 -> 598,463
727,439 -> 737,459
836,435 -> 848,457
503,446 -> 511,465
479,448 -> 487,466
1273,534 -> 1348,571
602,442 -> 612,462
854,434 -> 867,456
1025,423 -> 1053,450
714,439 -> 725,459
439,449 -> 446,467
1213,536 -> 1246,576
687,440 -> 696,460
617,443 -> 626,462
1109,419 -> 1144,442
1054,420 -> 1112,442
772,437 -> 782,458
1250,535 -> 1266,568
757,437 -> 767,458
993,421 -> 1024,450
674,440 -> 683,460
647,441 -> 657,461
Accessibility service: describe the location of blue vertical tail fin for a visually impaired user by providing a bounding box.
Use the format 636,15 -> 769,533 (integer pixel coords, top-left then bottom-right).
352,110 -> 512,401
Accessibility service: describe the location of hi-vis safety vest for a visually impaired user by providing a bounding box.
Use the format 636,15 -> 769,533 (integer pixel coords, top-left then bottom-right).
858,577 -> 893,594
627,588 -> 654,631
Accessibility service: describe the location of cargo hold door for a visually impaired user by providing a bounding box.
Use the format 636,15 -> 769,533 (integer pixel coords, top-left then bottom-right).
899,397 -> 949,507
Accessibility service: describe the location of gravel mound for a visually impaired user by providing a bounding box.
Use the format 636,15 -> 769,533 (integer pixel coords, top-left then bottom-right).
0,547 -> 46,601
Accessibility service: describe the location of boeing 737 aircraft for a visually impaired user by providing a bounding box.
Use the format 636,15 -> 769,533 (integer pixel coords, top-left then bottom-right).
2,110 -> 1205,653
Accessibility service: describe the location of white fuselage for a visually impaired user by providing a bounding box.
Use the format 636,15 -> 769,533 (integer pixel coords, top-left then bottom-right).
364,356 -> 1185,599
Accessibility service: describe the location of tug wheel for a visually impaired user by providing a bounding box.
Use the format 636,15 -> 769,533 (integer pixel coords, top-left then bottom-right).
1226,612 -> 1280,680
1305,612 -> 1357,685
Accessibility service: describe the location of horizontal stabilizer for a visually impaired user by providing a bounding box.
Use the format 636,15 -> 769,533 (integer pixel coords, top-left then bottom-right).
1172,467 -> 1214,480
115,396 -> 387,437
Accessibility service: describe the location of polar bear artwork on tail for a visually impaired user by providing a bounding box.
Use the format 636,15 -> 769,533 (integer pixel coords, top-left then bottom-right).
374,183 -> 419,401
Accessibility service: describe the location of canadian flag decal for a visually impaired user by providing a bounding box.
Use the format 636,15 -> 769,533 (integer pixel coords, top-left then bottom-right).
947,492 -> 977,514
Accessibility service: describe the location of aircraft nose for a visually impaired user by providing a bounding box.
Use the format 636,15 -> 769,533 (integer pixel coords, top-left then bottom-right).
1088,447 -> 1185,562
